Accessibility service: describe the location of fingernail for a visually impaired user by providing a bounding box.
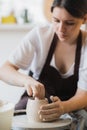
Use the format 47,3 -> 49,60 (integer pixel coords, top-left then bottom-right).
39,115 -> 42,119
43,118 -> 46,121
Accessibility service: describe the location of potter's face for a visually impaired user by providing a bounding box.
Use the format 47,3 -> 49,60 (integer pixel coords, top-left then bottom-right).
52,7 -> 84,43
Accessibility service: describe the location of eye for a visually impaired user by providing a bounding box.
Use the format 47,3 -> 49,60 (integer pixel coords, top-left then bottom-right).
52,17 -> 60,23
66,22 -> 75,25
54,20 -> 60,23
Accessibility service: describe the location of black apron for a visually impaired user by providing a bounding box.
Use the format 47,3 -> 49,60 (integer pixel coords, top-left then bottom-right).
15,31 -> 82,110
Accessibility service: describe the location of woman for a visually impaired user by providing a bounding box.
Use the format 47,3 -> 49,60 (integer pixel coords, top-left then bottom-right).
0,0 -> 87,123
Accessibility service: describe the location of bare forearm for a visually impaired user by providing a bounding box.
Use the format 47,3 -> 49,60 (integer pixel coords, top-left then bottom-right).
0,62 -> 28,87
62,89 -> 87,113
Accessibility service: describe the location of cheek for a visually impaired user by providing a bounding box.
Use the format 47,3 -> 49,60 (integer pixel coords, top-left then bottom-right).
71,23 -> 81,30
68,26 -> 80,35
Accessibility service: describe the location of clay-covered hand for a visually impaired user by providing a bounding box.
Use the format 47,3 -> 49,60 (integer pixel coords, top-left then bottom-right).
38,96 -> 64,121
24,76 -> 45,99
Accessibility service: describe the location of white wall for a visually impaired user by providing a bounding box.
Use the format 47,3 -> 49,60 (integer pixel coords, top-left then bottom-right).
0,24 -> 33,104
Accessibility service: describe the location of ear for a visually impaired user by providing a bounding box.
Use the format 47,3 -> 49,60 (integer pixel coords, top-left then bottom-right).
82,14 -> 87,24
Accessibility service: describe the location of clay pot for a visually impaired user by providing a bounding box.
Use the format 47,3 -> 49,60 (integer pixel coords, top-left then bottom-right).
26,98 -> 48,122
0,100 -> 14,130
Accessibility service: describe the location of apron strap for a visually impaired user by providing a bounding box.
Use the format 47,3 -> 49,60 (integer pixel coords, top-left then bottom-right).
74,31 -> 82,80
39,33 -> 58,79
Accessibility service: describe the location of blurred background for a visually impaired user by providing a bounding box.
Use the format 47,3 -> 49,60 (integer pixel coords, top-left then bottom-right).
0,0 -> 86,104
0,0 -> 54,24
0,0 -> 44,24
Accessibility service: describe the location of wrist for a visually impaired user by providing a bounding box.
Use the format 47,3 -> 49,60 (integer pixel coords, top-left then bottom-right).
61,102 -> 65,115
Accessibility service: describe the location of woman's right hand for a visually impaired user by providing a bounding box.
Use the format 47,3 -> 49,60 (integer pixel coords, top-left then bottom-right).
24,76 -> 45,99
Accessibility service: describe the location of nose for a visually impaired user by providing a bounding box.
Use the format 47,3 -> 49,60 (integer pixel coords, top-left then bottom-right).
58,22 -> 66,33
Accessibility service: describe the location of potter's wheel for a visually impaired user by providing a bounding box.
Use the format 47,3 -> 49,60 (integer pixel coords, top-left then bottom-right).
12,114 -> 72,130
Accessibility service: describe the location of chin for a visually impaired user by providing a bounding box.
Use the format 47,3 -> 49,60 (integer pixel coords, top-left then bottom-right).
59,38 -> 67,42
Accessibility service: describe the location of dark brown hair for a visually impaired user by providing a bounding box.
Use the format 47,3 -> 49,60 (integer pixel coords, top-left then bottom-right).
51,0 -> 87,18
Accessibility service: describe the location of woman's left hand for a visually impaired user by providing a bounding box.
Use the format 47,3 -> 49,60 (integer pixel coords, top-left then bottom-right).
38,96 -> 64,121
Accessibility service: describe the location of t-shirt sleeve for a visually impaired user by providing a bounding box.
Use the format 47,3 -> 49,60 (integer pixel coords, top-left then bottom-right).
8,28 -> 36,70
78,34 -> 87,91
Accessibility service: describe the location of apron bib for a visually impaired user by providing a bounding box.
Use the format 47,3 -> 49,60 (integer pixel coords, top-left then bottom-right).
39,31 -> 82,101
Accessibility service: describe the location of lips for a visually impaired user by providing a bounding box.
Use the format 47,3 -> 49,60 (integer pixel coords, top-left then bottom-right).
58,33 -> 67,38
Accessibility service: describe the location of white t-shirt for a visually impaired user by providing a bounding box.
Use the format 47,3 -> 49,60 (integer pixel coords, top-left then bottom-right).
9,24 -> 87,91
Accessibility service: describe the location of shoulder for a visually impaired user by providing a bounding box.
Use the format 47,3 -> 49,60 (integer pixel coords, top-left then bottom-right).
22,24 -> 54,50
78,30 -> 87,90
31,23 -> 54,39
80,30 -> 87,62
81,30 -> 87,57
80,30 -> 87,55
81,30 -> 87,46
79,30 -> 87,70
22,23 -> 54,44
36,24 -> 53,32
27,23 -> 54,37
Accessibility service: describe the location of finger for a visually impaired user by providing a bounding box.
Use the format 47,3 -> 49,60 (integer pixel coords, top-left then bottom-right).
33,84 -> 45,99
32,84 -> 42,97
26,86 -> 33,96
40,102 -> 59,110
32,86 -> 38,97
50,96 -> 60,102
45,98 -> 48,102
39,107 -> 59,115
40,113 -> 60,122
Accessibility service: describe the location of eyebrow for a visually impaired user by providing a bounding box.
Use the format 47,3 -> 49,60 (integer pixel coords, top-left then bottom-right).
52,16 -> 75,22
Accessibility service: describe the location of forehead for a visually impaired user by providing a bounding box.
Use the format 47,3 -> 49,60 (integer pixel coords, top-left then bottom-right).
52,7 -> 76,20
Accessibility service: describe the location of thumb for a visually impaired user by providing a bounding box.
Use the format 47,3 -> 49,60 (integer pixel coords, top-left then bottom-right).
50,96 -> 60,102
